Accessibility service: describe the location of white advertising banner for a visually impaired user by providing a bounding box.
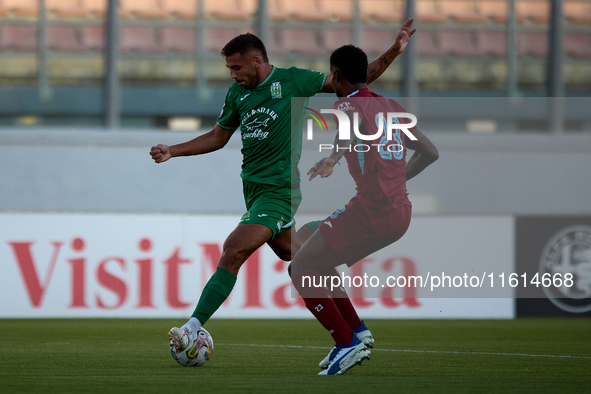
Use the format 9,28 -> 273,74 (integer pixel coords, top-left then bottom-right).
0,213 -> 514,318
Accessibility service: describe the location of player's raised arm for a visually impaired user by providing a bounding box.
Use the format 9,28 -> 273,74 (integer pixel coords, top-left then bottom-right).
150,124 -> 235,163
322,18 -> 415,93
404,127 -> 439,180
366,17 -> 416,85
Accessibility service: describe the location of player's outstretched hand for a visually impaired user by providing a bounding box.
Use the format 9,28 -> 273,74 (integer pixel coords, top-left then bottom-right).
308,157 -> 337,181
150,144 -> 172,163
392,18 -> 416,55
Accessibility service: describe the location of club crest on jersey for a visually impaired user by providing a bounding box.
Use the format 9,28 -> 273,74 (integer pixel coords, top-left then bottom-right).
271,82 -> 282,99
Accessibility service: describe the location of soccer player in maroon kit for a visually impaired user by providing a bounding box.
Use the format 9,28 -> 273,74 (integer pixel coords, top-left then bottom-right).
290,45 -> 439,375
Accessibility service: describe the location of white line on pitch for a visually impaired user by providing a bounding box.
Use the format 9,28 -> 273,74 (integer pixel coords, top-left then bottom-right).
218,343 -> 591,360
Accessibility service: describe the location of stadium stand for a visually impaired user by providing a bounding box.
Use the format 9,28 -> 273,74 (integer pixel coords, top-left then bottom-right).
440,0 -> 486,23
162,0 -> 197,19
480,0 -> 508,23
80,25 -> 104,51
361,29 -> 396,55
564,32 -> 591,59
47,0 -> 91,18
360,0 -> 403,22
0,0 -> 38,17
564,1 -> 591,24
517,31 -> 548,58
416,31 -> 442,57
323,29 -> 353,51
48,25 -> 86,52
281,0 -> 326,21
477,31 -> 507,58
320,0 -> 354,22
281,29 -> 325,54
0,24 -> 37,52
162,27 -> 195,54
120,0 -> 168,19
206,0 -> 254,20
119,26 -> 164,53
84,0 -> 108,17
439,31 -> 481,57
416,0 -> 446,23
516,0 -> 550,24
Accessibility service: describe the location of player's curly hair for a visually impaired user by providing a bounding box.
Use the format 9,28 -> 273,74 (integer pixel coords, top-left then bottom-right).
221,33 -> 269,63
330,45 -> 368,84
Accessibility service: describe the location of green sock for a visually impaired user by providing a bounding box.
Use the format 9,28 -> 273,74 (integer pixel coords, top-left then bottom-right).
304,220 -> 323,234
192,267 -> 237,325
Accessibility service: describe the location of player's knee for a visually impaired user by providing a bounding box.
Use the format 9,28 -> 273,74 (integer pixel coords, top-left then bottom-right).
218,244 -> 251,274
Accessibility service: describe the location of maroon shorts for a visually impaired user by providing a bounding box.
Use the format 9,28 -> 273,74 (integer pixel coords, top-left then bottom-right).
319,201 -> 412,267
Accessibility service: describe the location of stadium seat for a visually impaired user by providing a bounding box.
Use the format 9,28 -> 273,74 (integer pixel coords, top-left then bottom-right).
516,0 -> 550,24
47,0 -> 91,18
480,0 -> 508,23
48,25 -> 86,52
282,0 -> 326,21
564,33 -> 591,59
281,29 -> 325,55
360,0 -> 404,23
119,26 -> 164,53
163,0 -> 198,19
517,31 -> 548,58
205,27 -> 240,52
0,24 -> 37,51
416,0 -> 446,23
206,0 -> 252,20
267,0 -> 289,20
477,31 -> 507,57
80,25 -> 104,51
319,0 -> 354,22
440,0 -> 486,23
439,31 -> 480,57
1,0 -> 38,17
323,29 -> 352,52
162,27 -> 195,53
564,1 -> 591,24
120,0 -> 168,19
264,29 -> 287,54
361,30 -> 396,55
416,31 -> 442,57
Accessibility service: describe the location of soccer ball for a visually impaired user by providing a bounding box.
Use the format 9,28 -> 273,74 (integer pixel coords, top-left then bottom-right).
171,327 -> 214,367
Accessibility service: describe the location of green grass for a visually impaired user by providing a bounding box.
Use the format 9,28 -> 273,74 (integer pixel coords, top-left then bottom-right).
1,319 -> 590,393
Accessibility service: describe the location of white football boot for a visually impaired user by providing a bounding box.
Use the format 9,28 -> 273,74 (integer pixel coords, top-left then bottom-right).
318,336 -> 371,375
168,327 -> 191,353
319,321 -> 373,369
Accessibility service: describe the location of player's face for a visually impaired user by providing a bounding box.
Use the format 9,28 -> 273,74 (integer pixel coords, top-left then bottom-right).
225,51 -> 261,90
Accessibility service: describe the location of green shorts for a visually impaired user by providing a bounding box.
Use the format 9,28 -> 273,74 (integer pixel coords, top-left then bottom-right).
239,180 -> 302,238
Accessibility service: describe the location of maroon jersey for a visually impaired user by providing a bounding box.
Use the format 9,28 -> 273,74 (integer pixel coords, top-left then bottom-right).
333,88 -> 414,211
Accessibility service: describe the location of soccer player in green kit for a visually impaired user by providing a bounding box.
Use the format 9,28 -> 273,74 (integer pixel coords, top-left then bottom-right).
149,19 -> 416,358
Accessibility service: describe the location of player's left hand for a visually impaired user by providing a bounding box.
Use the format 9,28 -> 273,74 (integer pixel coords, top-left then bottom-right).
392,18 -> 416,55
308,157 -> 337,181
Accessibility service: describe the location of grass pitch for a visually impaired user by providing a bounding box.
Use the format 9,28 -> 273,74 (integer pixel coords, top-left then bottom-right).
1,319 -> 590,393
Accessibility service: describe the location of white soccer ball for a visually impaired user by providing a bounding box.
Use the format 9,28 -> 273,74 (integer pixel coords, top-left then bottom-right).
171,327 -> 214,367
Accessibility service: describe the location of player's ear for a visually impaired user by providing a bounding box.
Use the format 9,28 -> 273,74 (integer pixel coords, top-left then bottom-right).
253,54 -> 263,69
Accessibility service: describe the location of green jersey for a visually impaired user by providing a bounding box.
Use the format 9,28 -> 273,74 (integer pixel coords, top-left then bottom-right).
216,66 -> 327,187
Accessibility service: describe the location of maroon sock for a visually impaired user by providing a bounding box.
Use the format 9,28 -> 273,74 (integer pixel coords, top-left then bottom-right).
323,268 -> 362,332
294,270 -> 353,346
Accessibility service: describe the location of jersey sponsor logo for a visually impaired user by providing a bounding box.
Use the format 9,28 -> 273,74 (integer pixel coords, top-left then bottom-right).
324,220 -> 333,228
258,214 -> 268,217
240,107 -> 278,140
337,101 -> 355,112
540,225 -> 591,313
240,93 -> 251,101
271,82 -> 282,99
